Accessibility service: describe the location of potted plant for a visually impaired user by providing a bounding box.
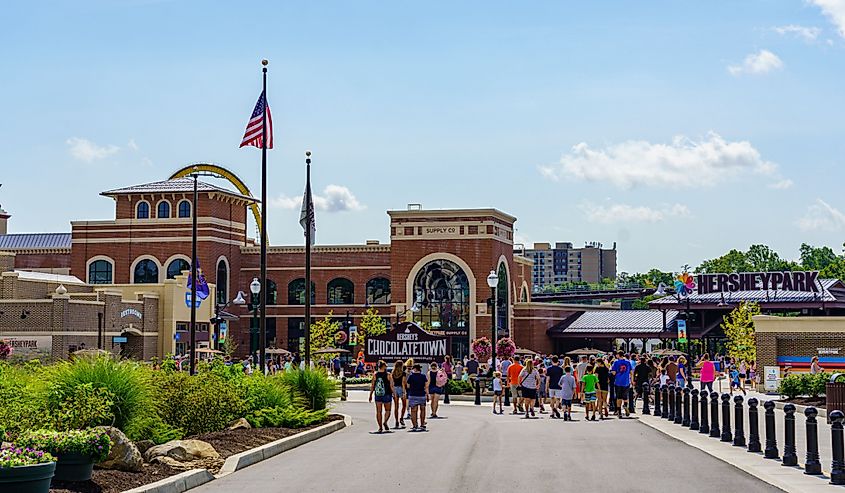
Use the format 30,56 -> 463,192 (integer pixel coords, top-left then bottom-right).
15,429 -> 111,482
0,447 -> 56,493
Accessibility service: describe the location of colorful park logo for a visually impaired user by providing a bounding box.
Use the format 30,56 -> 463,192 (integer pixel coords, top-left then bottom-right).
334,330 -> 348,345
674,272 -> 696,297
185,261 -> 210,308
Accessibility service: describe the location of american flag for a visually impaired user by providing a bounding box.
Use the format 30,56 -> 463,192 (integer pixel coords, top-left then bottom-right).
239,91 -> 273,149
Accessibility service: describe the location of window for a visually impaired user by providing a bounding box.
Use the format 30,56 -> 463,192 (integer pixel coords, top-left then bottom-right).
412,259 -> 470,358
366,277 -> 391,304
166,258 -> 190,279
496,263 -> 509,337
133,259 -> 159,283
327,278 -> 354,304
178,200 -> 191,218
88,259 -> 113,284
287,278 -> 315,305
266,279 -> 277,305
157,201 -> 171,218
136,201 -> 150,219
216,259 -> 228,304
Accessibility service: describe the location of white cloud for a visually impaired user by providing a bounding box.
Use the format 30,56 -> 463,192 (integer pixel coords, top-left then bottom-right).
581,202 -> 690,224
66,137 -> 120,162
798,199 -> 845,231
769,179 -> 794,190
728,49 -> 784,76
810,0 -> 845,38
271,185 -> 365,212
127,139 -> 139,151
539,132 -> 780,189
773,24 -> 822,41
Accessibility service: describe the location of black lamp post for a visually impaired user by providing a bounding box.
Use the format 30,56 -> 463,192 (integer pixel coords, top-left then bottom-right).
249,277 -> 261,368
211,291 -> 246,350
487,269 -> 499,375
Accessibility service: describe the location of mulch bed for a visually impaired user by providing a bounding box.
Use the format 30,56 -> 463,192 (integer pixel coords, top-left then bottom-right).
781,397 -> 827,409
49,415 -> 343,493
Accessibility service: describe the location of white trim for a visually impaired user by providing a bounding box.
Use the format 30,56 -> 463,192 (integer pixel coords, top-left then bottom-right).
519,281 -> 530,303
130,255 -> 163,284
404,253 -> 477,342
216,255 -> 230,303
155,199 -> 172,219
85,255 -> 116,284
176,199 -> 192,218
72,217 -> 245,230
136,200 -> 151,219
163,254 -> 192,280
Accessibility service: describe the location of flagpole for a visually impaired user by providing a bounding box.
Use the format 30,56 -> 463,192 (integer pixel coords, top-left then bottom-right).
259,59 -> 268,375
304,151 -> 312,367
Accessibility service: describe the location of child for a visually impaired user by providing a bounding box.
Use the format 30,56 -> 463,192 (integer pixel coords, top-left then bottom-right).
537,367 -> 548,414
659,368 -> 669,388
461,368 -> 470,382
492,371 -> 504,414
730,367 -> 746,395
559,366 -> 577,421
581,364 -> 599,421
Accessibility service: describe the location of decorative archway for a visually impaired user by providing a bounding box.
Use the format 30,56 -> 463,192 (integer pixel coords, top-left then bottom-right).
405,252 -> 477,342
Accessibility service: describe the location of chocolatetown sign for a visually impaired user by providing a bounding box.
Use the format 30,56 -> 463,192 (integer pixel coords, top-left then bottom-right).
696,271 -> 820,295
365,322 -> 448,363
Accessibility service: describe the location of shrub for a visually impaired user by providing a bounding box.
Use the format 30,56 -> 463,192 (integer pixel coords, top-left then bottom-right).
16,428 -> 111,462
446,379 -> 472,395
278,368 -> 337,410
246,407 -> 328,429
46,383 -> 115,431
778,374 -> 802,399
151,371 -> 247,436
808,372 -> 829,398
0,447 -> 55,468
0,363 -> 50,436
47,356 -> 151,430
123,415 -> 184,445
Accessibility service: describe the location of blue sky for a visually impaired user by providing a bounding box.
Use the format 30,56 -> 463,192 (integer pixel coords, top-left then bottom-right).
2,0 -> 845,273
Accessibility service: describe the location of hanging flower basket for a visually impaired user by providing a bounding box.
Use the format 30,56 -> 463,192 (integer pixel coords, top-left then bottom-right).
496,337 -> 516,358
0,448 -> 56,493
471,337 -> 492,363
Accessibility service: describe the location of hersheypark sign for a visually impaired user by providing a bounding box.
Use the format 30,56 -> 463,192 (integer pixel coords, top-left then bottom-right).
696,271 -> 820,295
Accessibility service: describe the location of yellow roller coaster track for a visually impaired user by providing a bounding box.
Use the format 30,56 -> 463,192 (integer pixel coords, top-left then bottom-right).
169,163 -> 262,235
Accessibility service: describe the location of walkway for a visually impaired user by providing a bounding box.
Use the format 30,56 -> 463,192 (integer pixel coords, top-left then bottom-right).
195,399 -> 782,493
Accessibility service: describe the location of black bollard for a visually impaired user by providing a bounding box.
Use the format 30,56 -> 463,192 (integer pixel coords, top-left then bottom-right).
341,376 -> 347,402
690,389 -> 700,431
747,398 -> 761,453
629,387 -> 635,414
444,380 -> 451,404
504,385 -> 510,407
699,390 -> 710,434
782,403 -> 798,466
710,392 -> 721,438
764,400 -> 779,459
674,387 -> 683,425
667,384 -> 676,421
733,395 -> 746,447
474,377 -> 481,406
830,410 -> 845,485
682,387 -> 691,427
609,382 -> 616,412
661,385 -> 669,419
721,393 -> 733,442
804,407 -> 822,475
642,382 -> 651,415
654,384 -> 661,417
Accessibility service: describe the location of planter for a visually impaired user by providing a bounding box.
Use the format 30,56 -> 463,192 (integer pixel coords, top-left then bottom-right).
0,461 -> 56,493
53,452 -> 95,482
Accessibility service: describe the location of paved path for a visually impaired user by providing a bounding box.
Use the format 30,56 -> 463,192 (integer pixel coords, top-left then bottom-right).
196,400 -> 782,493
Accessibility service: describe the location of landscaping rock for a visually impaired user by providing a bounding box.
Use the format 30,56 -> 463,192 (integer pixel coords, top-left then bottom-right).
135,439 -> 155,455
95,426 -> 143,472
144,439 -> 220,463
228,418 -> 251,430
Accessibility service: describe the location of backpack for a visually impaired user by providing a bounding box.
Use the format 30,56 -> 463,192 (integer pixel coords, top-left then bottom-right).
436,369 -> 448,387
374,375 -> 386,397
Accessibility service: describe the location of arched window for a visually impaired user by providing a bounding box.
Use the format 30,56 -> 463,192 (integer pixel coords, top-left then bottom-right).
288,278 -> 316,305
216,259 -> 228,304
520,285 -> 529,303
327,278 -> 354,304
88,259 -> 113,284
136,201 -> 150,219
412,259 -> 470,357
133,259 -> 159,284
366,277 -> 391,304
178,200 -> 191,218
157,201 -> 171,218
266,279 -> 277,305
496,263 -> 509,336
166,258 -> 190,279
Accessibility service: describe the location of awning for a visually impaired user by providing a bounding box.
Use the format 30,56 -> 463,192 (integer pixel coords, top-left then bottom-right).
548,310 -> 678,339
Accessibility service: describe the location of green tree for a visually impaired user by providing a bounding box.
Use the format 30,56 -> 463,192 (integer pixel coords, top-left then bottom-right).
800,243 -> 839,271
358,307 -> 387,346
310,311 -> 341,360
721,301 -> 760,363
698,244 -> 796,273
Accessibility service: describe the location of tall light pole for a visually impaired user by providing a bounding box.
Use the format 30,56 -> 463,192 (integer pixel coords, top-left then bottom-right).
487,269 -> 498,375
249,277 -> 261,369
189,168 -> 199,375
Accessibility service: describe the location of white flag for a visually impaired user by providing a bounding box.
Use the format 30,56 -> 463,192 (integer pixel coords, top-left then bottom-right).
299,181 -> 315,243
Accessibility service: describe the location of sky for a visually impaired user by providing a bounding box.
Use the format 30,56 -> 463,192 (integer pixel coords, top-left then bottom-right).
1,0 -> 845,274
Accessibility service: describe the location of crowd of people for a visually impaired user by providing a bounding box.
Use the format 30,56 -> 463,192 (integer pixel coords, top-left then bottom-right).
367,350 -> 759,432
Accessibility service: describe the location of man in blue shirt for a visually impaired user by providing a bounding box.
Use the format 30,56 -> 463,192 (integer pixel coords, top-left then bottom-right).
610,351 -> 632,418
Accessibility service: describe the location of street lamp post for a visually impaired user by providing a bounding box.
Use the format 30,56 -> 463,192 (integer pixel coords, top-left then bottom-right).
211,291 -> 246,351
487,269 -> 498,376
249,277 -> 261,369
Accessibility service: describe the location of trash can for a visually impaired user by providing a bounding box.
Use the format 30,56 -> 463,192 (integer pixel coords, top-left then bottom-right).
826,373 -> 845,424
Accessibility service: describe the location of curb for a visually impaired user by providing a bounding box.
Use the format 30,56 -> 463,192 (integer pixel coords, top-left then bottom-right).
121,414 -> 351,493
122,469 -> 215,493
216,414 -> 351,477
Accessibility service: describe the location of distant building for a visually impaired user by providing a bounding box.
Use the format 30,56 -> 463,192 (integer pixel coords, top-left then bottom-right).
525,242 -> 617,290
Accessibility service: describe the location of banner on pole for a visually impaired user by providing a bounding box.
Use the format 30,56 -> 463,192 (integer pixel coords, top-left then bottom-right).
677,319 -> 688,343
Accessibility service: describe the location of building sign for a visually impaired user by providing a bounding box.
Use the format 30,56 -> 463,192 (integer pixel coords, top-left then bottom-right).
365,322 -> 447,363
2,336 -> 52,358
697,271 -> 820,294
112,336 -> 128,344
423,226 -> 458,236
818,347 -> 841,355
676,319 -> 687,343
764,366 -> 780,392
120,308 -> 143,319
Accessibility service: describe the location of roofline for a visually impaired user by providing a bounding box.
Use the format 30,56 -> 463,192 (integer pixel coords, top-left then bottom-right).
386,208 -> 517,224
100,181 -> 258,204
